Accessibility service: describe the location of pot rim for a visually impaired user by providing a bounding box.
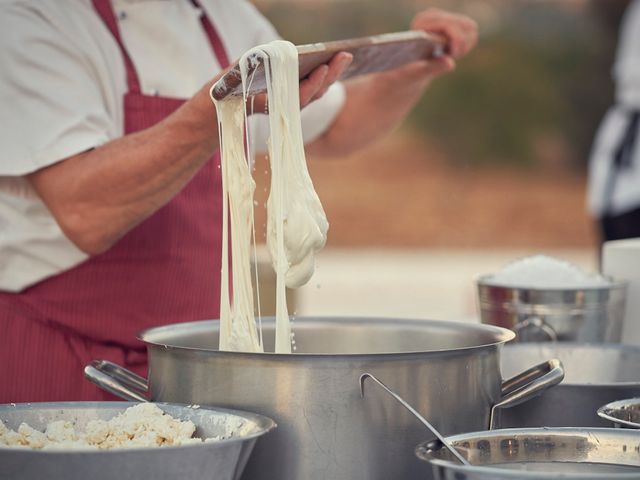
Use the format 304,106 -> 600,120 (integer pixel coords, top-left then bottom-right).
426,458 -> 640,479
477,274 -> 628,293
138,316 -> 515,358
597,397 -> 640,428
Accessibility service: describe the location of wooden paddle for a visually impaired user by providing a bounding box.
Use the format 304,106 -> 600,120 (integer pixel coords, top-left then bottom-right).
211,30 -> 448,101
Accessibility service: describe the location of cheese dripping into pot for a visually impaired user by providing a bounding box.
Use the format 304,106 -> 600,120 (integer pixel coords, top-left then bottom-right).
211,40 -> 328,353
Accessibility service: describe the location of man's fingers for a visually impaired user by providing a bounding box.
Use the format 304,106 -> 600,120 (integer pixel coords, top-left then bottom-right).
255,51 -> 352,112
324,52 -> 353,86
411,8 -> 478,59
300,64 -> 329,107
310,52 -> 353,102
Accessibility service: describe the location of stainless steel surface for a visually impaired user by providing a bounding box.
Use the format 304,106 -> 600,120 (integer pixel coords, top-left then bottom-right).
91,360 -> 148,393
359,373 -> 470,466
477,276 -> 627,343
416,428 -> 640,479
84,316 -> 560,480
598,397 -> 640,429
84,362 -> 146,402
490,358 -> 564,428
498,343 -> 640,428
0,402 -> 275,480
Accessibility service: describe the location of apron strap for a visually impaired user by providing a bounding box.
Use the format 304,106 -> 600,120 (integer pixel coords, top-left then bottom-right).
92,0 -> 142,95
93,0 -> 231,94
190,0 -> 231,69
604,110 -> 640,216
613,111 -> 640,170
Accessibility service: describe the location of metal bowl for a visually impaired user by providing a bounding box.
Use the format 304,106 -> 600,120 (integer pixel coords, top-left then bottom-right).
416,427 -> 640,479
477,275 -> 627,343
0,402 -> 276,480
598,398 -> 640,429
498,343 -> 640,428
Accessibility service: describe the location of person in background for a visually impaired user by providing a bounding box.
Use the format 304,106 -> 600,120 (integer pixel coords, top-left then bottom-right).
0,0 -> 477,402
588,0 -> 640,243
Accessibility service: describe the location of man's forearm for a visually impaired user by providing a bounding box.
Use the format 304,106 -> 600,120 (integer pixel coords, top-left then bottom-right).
28,84 -> 219,255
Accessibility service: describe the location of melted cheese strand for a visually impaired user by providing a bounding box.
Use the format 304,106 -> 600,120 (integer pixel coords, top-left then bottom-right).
260,42 -> 329,353
214,97 -> 262,353
212,40 -> 328,354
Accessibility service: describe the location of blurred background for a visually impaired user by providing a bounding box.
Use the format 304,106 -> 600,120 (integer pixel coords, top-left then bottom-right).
250,0 -> 631,321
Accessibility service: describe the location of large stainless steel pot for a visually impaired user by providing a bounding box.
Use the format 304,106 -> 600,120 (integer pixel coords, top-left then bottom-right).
416,427 -> 640,479
498,343 -> 640,428
477,276 -> 627,342
0,402 -> 275,480
84,317 -> 562,480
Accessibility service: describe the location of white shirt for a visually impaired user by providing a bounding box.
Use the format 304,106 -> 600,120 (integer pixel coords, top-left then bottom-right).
588,0 -> 640,217
0,0 -> 345,292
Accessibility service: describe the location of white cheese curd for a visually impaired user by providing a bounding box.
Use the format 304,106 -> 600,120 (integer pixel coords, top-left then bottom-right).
0,404 -> 240,450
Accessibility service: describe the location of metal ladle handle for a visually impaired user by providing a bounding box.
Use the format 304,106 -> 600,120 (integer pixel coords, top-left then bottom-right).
359,373 -> 470,466
84,360 -> 150,402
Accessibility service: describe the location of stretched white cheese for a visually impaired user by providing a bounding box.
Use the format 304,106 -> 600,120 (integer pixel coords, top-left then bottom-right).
215,96 -> 263,353
213,40 -> 328,354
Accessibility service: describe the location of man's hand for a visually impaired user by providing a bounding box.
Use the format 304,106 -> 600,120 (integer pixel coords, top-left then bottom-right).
294,8 -> 478,111
413,8 -> 478,60
307,8 -> 478,158
373,8 -> 478,88
251,7 -> 478,117
249,52 -> 353,113
300,52 -> 354,107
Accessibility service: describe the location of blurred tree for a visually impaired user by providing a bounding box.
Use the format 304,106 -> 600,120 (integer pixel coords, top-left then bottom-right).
260,0 -> 624,171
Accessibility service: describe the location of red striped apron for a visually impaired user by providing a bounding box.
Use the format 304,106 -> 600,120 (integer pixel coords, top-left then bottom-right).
0,0 -> 229,402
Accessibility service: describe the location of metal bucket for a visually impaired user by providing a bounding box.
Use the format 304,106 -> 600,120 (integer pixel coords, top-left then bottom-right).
477,276 -> 627,342
0,402 -> 275,480
598,398 -> 640,429
417,428 -> 640,479
498,343 -> 640,428
84,317 -> 562,480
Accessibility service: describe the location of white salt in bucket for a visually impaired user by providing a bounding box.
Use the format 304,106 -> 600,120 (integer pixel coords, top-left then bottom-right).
477,256 -> 627,342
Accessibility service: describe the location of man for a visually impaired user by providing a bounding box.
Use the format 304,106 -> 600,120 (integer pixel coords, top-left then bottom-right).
588,0 -> 640,243
0,0 -> 477,402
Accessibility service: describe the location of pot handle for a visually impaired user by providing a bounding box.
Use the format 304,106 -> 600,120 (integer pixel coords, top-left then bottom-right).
84,359 -> 149,402
489,358 -> 564,429
513,317 -> 558,342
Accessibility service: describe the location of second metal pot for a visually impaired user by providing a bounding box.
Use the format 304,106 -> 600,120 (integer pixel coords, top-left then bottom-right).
477,276 -> 627,343
498,343 -> 640,428
85,317 -> 562,480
